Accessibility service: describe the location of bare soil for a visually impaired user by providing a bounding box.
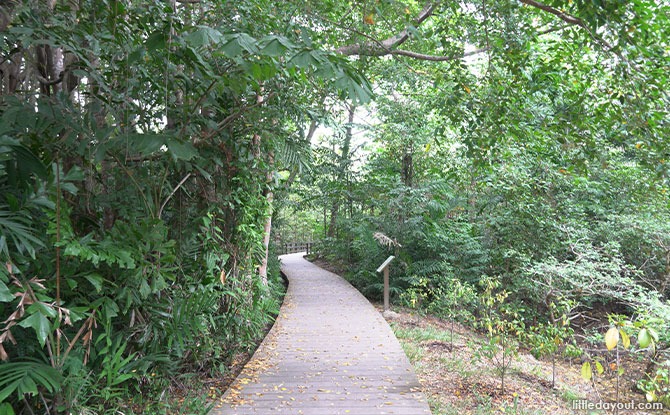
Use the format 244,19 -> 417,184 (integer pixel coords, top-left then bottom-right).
380,305 -> 670,415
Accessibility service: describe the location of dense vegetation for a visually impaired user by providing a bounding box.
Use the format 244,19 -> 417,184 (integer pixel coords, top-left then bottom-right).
0,0 -> 668,413
0,1 -> 352,413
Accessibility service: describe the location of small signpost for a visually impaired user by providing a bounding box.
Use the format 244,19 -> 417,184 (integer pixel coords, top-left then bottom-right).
376,256 -> 395,312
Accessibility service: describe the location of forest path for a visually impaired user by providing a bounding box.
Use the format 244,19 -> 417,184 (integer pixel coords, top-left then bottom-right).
210,253 -> 431,415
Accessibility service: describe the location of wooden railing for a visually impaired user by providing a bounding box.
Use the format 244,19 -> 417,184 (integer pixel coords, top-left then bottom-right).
279,241 -> 314,255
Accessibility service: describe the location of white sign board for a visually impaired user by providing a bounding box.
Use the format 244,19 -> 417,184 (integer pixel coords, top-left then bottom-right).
376,256 -> 395,273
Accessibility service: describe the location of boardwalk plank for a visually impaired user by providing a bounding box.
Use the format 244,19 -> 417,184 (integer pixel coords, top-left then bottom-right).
210,253 -> 431,415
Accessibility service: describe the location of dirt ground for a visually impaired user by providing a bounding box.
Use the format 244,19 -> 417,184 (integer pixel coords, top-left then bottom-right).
380,305 -> 669,415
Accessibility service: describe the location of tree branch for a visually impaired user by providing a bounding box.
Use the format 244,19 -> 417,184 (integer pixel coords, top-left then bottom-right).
389,47 -> 490,61
36,72 -> 63,86
519,0 -> 638,69
518,0 -> 617,49
158,173 -> 192,218
201,91 -> 277,140
331,0 -> 633,70
519,0 -> 585,27
333,3 -> 488,62
536,24 -> 571,36
335,2 -> 436,57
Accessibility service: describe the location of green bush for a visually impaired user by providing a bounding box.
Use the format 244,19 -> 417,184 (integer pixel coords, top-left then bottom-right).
639,361 -> 670,407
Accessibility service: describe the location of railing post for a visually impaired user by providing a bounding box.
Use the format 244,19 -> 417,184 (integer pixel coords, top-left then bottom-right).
376,256 -> 395,313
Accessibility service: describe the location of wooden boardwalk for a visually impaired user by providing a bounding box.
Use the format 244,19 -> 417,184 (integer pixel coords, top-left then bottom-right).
210,253 -> 431,415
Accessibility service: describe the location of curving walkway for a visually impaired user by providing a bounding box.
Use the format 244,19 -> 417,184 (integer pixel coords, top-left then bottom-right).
210,253 -> 431,415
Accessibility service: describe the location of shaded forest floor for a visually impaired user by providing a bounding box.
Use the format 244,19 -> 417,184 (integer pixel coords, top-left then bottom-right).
134,334 -> 265,414
382,306 -> 669,415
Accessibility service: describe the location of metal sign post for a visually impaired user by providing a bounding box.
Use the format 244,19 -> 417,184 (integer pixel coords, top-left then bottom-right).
376,256 -> 395,312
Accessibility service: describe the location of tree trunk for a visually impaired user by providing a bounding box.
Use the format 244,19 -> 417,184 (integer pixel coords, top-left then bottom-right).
1,54 -> 22,96
327,200 -> 339,238
0,0 -> 20,94
258,190 -> 273,284
327,104 -> 355,238
401,150 -> 414,187
254,91 -> 273,286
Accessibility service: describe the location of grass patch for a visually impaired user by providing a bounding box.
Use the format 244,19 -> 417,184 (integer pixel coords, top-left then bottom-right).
392,323 -> 458,343
401,341 -> 425,363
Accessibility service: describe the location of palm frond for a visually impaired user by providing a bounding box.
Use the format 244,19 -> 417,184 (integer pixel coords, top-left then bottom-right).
276,138 -> 312,174
0,358 -> 62,402
0,207 -> 45,259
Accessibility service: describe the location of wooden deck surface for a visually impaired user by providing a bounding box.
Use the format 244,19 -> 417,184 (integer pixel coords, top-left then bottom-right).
210,253 -> 431,415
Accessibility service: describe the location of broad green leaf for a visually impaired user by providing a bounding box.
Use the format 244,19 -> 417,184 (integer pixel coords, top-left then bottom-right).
97,297 -> 119,319
127,133 -> 169,155
260,36 -> 290,56
605,327 -> 619,351
0,280 -> 13,302
145,31 -> 167,52
289,50 -> 319,68
0,402 -> 15,415
619,328 -> 630,349
61,166 -> 86,182
0,136 -> 20,147
235,33 -> 259,53
167,140 -> 198,161
595,361 -> 604,374
221,33 -> 258,57
581,361 -> 592,380
186,26 -> 224,47
18,313 -> 51,347
183,44 -> 213,74
638,328 -> 652,348
221,37 -> 243,57
83,273 -> 104,293
139,278 -> 151,299
27,302 -> 57,319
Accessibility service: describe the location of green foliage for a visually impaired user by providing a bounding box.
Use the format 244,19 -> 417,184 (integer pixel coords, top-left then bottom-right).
597,214 -> 670,298
0,359 -> 62,402
527,299 -> 575,387
95,337 -> 138,402
522,238 -> 643,310
0,0 -> 334,412
296,11 -> 669,394
0,137 -> 49,260
638,361 -> 670,407
471,276 -> 524,395
579,313 -> 669,406
401,270 -> 477,350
